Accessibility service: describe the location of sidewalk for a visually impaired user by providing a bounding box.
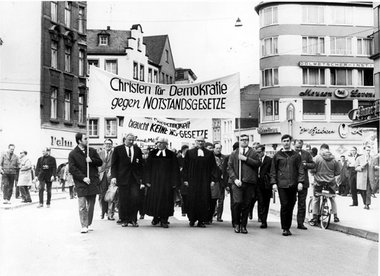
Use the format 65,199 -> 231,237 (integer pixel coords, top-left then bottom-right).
0,182 -> 68,210
269,188 -> 379,242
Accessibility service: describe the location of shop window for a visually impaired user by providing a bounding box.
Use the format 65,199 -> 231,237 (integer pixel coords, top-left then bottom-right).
302,68 -> 325,85
261,37 -> 278,57
303,100 -> 325,120
302,37 -> 325,54
263,100 -> 279,121
302,5 -> 324,24
358,100 -> 375,108
105,118 -> 117,137
330,69 -> 352,86
331,100 -> 352,118
105,60 -> 117,74
89,119 -> 98,137
358,69 -> 373,86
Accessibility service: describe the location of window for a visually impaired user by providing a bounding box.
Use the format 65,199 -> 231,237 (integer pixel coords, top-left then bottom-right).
302,6 -> 324,24
358,100 -> 375,108
79,50 -> 85,76
50,87 -> 58,119
358,69 -> 374,86
87,60 -> 99,74
78,95 -> 84,124
261,68 -> 278,87
153,71 -> 158,83
165,50 -> 169,63
51,41 -> 58,69
263,100 -> 279,121
64,46 -> 71,72
51,1 -> 58,22
261,37 -> 278,57
169,76 -> 173,84
302,37 -> 325,54
302,68 -> 325,85
357,38 -> 371,56
99,35 -> 108,46
330,37 -> 352,55
105,118 -> 117,137
331,6 -> 353,25
331,100 -> 352,116
148,68 -> 152,83
64,2 -> 71,28
137,38 -> 141,51
78,7 -> 85,33
133,62 -> 138,79
140,64 -> 144,81
105,60 -> 117,74
260,6 -> 278,27
64,91 -> 71,121
330,69 -> 352,86
303,100 -> 325,119
162,73 -> 165,84
166,74 -> 169,84
89,119 -> 98,137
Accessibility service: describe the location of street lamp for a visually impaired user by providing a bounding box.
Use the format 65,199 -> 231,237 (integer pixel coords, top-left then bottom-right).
235,17 -> 242,27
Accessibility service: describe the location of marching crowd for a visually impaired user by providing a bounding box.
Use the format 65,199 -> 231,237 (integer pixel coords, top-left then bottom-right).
1,133 -> 378,236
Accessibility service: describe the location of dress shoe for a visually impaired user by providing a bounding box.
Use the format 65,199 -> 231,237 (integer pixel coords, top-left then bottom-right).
87,225 -> 93,231
189,221 -> 195,227
282,229 -> 292,236
131,221 -> 139,227
260,223 -> 267,229
204,221 -> 211,225
240,227 -> 248,234
46,204 -> 50,208
108,217 -> 115,221
217,218 -> 223,222
117,219 -> 123,224
37,204 -> 43,208
297,225 -> 308,230
334,216 -> 340,222
100,214 -> 104,219
349,204 -> 358,207
234,225 -> 241,233
197,222 -> 206,228
80,227 -> 88,234
152,217 -> 160,225
121,222 -> 128,227
161,222 -> 169,228
364,205 -> 370,210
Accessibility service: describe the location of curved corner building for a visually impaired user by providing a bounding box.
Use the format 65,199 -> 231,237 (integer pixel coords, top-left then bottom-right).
255,1 -> 377,156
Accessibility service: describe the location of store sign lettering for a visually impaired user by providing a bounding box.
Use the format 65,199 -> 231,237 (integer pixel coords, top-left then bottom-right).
299,89 -> 332,97
257,127 -> 280,135
334,89 -> 349,99
299,61 -> 374,68
299,89 -> 375,98
50,136 -> 73,148
299,126 -> 335,136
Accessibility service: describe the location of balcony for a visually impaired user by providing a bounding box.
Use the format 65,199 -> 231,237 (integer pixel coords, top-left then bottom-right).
369,30 -> 380,60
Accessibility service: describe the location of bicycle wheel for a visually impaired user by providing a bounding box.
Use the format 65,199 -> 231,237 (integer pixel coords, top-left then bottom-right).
307,197 -> 313,221
320,198 -> 331,229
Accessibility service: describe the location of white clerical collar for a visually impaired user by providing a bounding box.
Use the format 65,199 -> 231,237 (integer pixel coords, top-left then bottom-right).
156,149 -> 166,157
197,148 -> 204,157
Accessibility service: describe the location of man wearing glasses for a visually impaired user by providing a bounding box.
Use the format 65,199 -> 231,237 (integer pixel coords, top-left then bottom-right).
227,134 -> 261,234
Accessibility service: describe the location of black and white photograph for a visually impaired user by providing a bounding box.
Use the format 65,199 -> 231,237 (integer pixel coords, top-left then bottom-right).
0,0 -> 379,275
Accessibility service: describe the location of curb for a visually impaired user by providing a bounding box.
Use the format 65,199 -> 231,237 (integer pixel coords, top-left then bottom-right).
269,208 -> 379,242
0,196 -> 67,210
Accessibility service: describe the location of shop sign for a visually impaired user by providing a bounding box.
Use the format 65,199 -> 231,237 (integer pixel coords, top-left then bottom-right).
258,127 -> 280,135
348,100 -> 380,121
50,136 -> 73,148
299,126 -> 335,136
299,88 -> 375,98
299,61 -> 374,68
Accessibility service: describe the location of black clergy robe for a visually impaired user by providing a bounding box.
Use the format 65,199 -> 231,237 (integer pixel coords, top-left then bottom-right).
183,147 -> 218,223
143,148 -> 180,218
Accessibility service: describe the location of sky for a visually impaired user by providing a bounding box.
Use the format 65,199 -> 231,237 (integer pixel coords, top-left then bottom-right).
87,0 -> 261,87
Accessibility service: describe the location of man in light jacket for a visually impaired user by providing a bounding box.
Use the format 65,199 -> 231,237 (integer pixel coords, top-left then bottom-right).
0,144 -> 19,204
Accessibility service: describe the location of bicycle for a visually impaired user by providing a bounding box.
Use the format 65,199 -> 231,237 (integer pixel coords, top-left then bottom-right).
307,184 -> 336,229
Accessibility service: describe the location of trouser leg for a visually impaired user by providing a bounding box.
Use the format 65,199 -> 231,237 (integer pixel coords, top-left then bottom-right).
181,194 -> 188,215
208,198 -> 217,222
241,184 -> 255,227
231,184 -> 243,226
78,196 -> 88,227
118,186 -> 128,222
87,195 -> 96,226
278,187 -> 297,230
297,186 -> 308,226
258,185 -> 271,224
349,171 -> 358,205
46,182 -> 52,205
216,191 -> 225,220
39,180 -> 46,204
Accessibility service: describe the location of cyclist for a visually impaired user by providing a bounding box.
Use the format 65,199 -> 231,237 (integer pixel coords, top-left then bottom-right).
309,144 -> 341,226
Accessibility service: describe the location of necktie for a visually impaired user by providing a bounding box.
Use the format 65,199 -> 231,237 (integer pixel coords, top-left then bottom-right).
243,148 -> 246,155
128,147 -> 131,159
106,151 -> 109,161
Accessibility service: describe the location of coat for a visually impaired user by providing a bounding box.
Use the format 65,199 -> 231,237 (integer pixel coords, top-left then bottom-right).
212,153 -> 226,199
111,144 -> 143,187
298,149 -> 315,188
227,147 -> 261,185
17,156 -> 32,186
258,155 -> 272,189
355,154 -> 373,191
35,155 -> 57,182
68,146 -> 102,197
98,149 -> 113,194
369,154 -> 379,191
270,149 -> 304,188
0,151 -> 19,175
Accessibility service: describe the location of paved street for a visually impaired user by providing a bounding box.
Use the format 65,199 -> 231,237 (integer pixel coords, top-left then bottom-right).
0,196 -> 377,276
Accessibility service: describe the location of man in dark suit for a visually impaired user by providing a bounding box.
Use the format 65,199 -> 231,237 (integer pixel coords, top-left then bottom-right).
227,134 -> 261,234
348,146 -> 360,206
256,145 -> 272,229
111,133 -> 143,227
98,139 -> 114,220
69,133 -> 102,233
293,139 -> 315,230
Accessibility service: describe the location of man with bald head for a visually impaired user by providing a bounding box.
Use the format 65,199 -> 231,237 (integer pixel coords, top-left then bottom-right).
111,133 -> 143,227
183,136 -> 217,228
143,137 -> 180,228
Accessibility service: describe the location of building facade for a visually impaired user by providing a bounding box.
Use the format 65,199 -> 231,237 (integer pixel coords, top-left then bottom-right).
0,1 -> 87,164
175,68 -> 197,84
255,1 -> 376,156
87,26 -> 176,148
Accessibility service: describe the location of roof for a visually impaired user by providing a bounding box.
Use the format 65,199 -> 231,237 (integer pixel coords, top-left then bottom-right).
143,35 -> 168,65
175,68 -> 197,81
87,29 -> 131,55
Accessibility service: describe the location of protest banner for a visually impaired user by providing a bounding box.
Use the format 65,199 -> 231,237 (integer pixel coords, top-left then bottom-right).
88,66 -> 240,118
